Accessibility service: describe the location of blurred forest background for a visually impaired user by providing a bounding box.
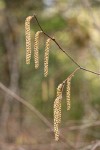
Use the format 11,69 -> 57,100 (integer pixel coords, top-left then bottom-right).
0,0 -> 100,150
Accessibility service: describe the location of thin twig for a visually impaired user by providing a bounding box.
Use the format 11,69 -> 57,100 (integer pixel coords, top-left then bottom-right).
0,82 -> 75,149
33,15 -> 100,76
60,67 -> 80,92
65,67 -> 80,81
34,15 -> 80,67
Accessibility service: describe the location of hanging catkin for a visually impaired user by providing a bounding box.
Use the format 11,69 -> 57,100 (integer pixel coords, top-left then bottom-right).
44,38 -> 51,77
34,31 -> 42,69
66,77 -> 72,110
54,83 -> 63,141
56,83 -> 63,123
25,16 -> 33,64
54,96 -> 61,141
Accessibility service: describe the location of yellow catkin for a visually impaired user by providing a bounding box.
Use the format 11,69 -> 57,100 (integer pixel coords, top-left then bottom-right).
54,83 -> 63,141
66,77 -> 71,111
34,31 -> 42,69
54,96 -> 61,141
57,84 -> 63,123
25,16 -> 33,64
44,38 -> 51,77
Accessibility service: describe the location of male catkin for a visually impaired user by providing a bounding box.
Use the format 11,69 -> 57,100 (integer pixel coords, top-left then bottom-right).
34,31 -> 42,69
56,83 -> 63,123
54,96 -> 61,141
25,16 -> 33,64
54,83 -> 63,141
66,77 -> 71,110
44,38 -> 51,77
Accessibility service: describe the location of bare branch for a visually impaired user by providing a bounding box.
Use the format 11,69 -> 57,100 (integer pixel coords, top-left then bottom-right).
32,15 -> 100,76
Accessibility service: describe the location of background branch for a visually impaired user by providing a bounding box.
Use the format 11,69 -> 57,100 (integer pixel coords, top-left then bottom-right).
0,82 -> 75,149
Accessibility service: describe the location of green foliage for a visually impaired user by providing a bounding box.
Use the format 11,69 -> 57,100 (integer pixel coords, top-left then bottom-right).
40,15 -> 66,32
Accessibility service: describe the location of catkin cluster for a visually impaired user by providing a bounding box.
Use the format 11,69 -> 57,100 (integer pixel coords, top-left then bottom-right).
66,77 -> 72,110
44,38 -> 51,77
25,16 -> 33,64
54,83 -> 63,141
25,16 -> 51,76
54,76 -> 73,141
34,31 -> 42,69
25,16 -> 80,142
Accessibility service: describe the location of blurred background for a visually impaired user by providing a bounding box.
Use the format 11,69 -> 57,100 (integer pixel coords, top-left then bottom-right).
0,0 -> 100,149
